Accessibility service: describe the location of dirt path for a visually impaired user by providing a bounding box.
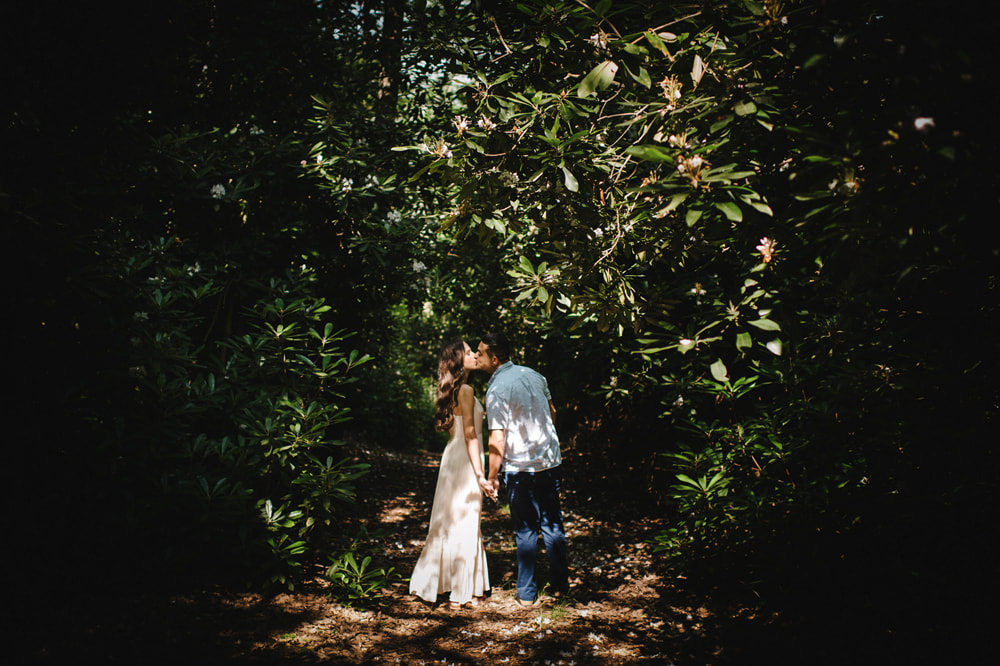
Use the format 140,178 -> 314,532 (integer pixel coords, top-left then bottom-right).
22,445 -> 760,665
221,445 -> 743,664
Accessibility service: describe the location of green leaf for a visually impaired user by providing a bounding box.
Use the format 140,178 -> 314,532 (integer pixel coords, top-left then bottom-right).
658,192 -> 688,216
691,55 -> 706,87
627,64 -> 652,88
735,99 -> 758,116
803,53 -> 825,69
710,359 -> 729,382
561,165 -> 579,192
736,332 -> 753,351
578,61 -> 618,97
644,30 -> 670,56
685,209 -> 703,226
710,114 -> 733,133
675,473 -> 700,488
748,318 -> 781,331
625,144 -> 674,162
715,202 -> 743,222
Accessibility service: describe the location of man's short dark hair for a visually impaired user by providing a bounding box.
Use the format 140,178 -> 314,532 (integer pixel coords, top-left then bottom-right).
481,331 -> 510,362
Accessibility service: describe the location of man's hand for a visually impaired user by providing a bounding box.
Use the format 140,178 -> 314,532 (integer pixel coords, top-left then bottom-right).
478,475 -> 497,501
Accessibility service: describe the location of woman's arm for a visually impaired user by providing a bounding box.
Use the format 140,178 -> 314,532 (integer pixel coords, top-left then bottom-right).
458,384 -> 485,479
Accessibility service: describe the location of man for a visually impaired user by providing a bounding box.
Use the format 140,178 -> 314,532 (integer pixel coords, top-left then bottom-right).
475,332 -> 569,607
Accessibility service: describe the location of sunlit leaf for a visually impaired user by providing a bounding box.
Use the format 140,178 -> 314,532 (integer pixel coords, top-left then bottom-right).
749,318 -> 781,331
561,166 -> 579,192
659,192 -> 688,215
735,99 -> 757,116
710,359 -> 729,382
644,30 -> 670,56
715,202 -> 743,222
578,60 -> 618,97
625,145 -> 674,161
628,64 -> 652,88
691,54 -> 706,87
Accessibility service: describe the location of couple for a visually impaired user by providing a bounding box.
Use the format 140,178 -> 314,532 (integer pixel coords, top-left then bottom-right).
408,332 -> 569,609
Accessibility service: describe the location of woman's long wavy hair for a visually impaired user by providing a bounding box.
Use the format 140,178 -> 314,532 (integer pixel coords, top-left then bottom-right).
434,340 -> 467,432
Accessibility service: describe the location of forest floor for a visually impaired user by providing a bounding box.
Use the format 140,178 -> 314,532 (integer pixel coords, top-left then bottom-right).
20,442 -> 982,665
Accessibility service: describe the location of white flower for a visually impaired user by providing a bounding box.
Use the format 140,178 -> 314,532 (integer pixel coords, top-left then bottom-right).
477,115 -> 497,131
386,210 -> 402,223
914,116 -> 935,131
412,260 -> 426,273
755,237 -> 776,263
210,184 -> 226,199
453,115 -> 469,134
587,32 -> 608,48
423,138 -> 453,159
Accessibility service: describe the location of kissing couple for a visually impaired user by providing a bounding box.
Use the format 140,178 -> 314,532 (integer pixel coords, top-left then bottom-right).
409,332 -> 570,609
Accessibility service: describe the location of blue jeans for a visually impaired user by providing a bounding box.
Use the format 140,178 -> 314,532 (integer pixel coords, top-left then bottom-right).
505,466 -> 569,601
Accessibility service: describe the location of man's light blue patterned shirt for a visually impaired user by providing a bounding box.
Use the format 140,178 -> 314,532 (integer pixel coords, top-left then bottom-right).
485,361 -> 561,473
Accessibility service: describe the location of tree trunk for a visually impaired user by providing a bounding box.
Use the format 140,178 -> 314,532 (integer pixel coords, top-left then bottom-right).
376,0 -> 404,131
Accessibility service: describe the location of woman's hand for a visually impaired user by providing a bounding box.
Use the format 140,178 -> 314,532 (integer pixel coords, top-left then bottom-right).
478,475 -> 498,501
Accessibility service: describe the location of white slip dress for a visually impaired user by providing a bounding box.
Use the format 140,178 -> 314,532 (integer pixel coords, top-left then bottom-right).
409,398 -> 489,604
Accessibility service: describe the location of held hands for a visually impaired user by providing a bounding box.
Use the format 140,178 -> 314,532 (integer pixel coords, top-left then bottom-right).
478,475 -> 499,502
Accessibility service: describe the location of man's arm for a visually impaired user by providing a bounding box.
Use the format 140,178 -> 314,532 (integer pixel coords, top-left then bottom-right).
485,428 -> 506,500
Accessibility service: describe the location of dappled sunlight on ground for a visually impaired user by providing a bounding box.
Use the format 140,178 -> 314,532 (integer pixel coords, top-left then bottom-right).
25,441 -> 974,665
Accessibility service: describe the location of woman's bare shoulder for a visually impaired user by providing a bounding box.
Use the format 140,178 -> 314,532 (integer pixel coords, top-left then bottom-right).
453,383 -> 475,414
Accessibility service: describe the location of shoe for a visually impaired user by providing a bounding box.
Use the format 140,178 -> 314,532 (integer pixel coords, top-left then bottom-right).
514,596 -> 540,608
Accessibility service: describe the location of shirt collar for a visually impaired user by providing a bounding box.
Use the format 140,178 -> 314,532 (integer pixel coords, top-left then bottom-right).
487,360 -> 514,388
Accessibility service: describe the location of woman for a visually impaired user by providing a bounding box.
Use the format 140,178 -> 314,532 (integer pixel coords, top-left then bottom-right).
409,340 -> 490,608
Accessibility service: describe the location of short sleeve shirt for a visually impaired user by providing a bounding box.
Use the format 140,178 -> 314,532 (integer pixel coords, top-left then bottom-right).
485,361 -> 561,473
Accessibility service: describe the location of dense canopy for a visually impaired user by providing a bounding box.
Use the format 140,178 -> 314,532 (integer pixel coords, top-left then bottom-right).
5,0 -> 997,660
